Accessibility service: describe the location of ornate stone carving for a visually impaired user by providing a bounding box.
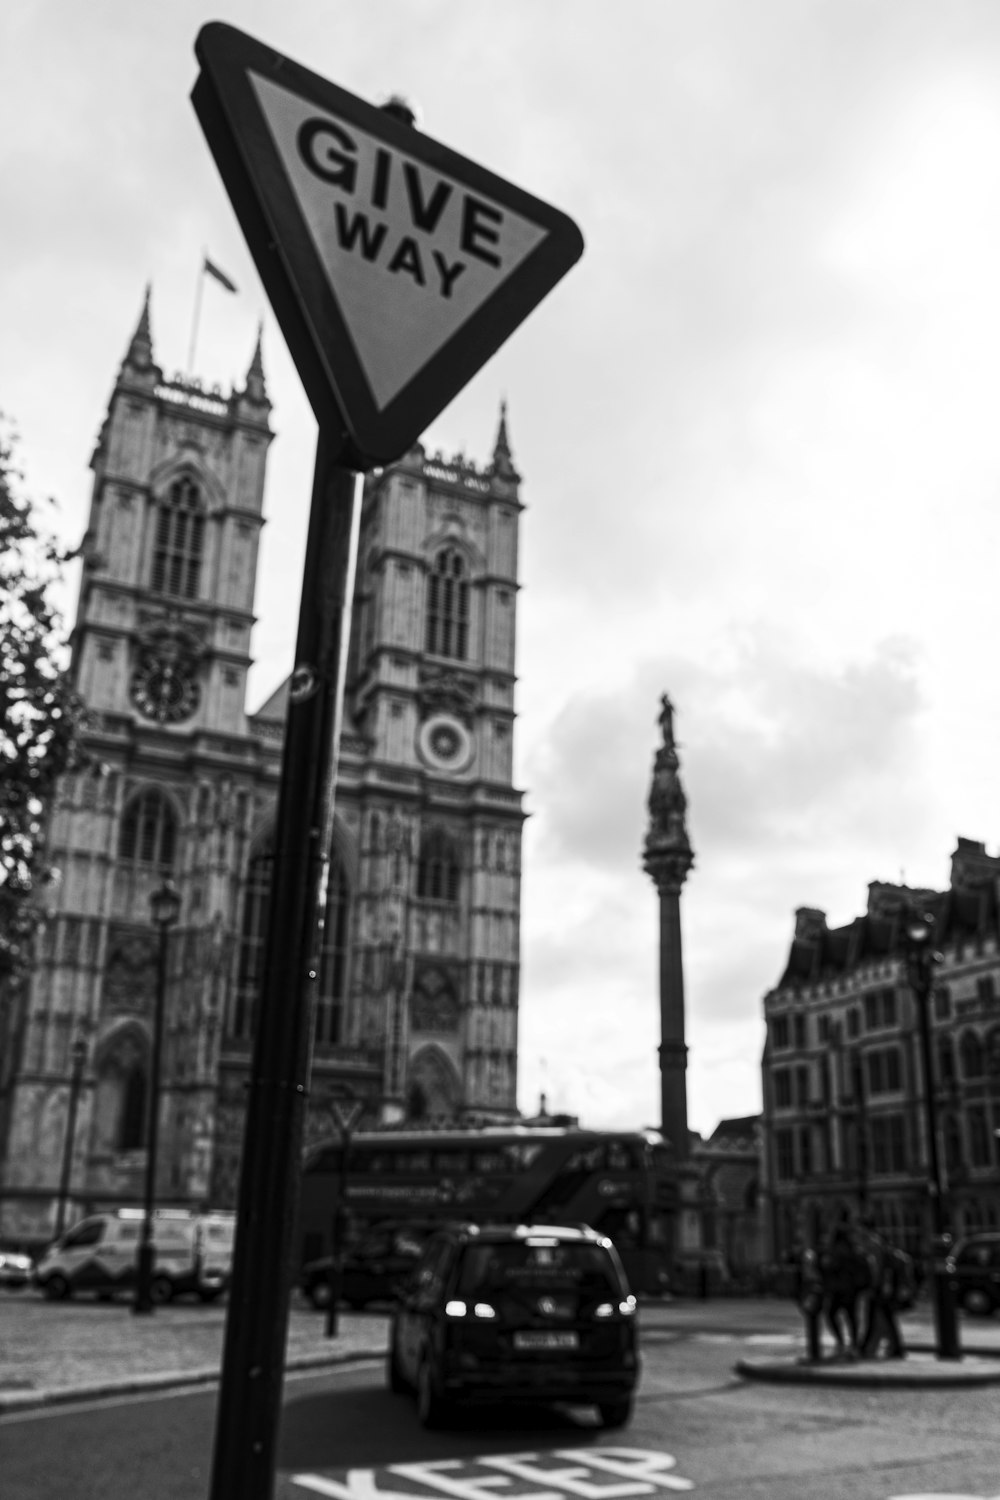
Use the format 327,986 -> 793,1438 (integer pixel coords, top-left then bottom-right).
103,925 -> 156,1011
417,666 -> 477,726
411,965 -> 461,1033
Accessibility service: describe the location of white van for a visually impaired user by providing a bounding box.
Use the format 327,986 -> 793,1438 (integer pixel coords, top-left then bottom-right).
33,1208 -> 236,1304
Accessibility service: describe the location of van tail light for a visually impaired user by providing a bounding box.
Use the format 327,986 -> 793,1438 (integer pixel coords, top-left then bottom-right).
445,1299 -> 497,1319
594,1295 -> 637,1319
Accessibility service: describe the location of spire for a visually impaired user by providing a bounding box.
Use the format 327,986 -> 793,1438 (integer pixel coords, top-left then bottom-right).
122,284 -> 154,372
242,322 -> 269,406
491,398 -> 518,480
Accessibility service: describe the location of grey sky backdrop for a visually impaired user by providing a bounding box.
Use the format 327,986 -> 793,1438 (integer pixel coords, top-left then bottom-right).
6,0 -> 1000,1136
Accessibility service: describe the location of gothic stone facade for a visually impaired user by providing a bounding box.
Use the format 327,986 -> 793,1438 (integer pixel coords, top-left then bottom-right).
0,297 -> 525,1242
761,839 -> 1000,1263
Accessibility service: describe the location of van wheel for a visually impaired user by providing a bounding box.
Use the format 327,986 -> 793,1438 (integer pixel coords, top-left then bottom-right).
599,1398 -> 633,1429
416,1358 -> 450,1429
961,1287 -> 994,1317
43,1274 -> 71,1301
150,1275 -> 174,1306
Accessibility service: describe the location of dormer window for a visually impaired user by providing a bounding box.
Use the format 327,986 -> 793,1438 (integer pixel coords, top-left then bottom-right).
152,477 -> 205,598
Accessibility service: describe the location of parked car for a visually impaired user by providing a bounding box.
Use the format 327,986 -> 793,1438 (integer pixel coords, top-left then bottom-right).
387,1221 -> 639,1429
33,1208 -> 235,1304
0,1249 -> 33,1289
300,1220 -> 433,1310
947,1233 -> 1000,1316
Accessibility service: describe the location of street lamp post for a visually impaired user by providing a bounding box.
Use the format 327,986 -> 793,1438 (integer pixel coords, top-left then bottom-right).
851,1046 -> 869,1214
134,878 -> 181,1316
903,909 -> 961,1360
325,1095 -> 364,1338
54,1034 -> 88,1240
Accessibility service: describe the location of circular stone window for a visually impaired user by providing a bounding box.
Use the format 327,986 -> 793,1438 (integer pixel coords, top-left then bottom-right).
418,713 -> 474,773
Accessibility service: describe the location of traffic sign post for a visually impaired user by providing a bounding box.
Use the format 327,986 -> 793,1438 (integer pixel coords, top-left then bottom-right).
207,434 -> 360,1500
192,22 -> 582,1500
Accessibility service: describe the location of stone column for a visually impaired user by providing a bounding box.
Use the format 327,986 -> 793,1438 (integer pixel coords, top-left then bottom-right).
642,695 -> 695,1160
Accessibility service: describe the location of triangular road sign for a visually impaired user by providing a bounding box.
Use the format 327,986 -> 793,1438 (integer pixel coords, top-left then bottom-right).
192,24 -> 584,469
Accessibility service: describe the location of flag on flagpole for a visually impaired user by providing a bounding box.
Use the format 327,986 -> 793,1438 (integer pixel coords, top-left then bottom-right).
203,256 -> 238,293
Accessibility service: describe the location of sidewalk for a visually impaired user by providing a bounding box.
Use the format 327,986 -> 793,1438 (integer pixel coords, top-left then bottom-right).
735,1348 -> 1000,1387
0,1293 -> 388,1414
728,1303 -> 1000,1386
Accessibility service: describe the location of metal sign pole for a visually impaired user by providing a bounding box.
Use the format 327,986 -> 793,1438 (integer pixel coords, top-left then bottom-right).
209,427 -> 361,1500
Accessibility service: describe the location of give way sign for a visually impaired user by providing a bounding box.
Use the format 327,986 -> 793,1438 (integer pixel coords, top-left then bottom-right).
192,23 -> 584,470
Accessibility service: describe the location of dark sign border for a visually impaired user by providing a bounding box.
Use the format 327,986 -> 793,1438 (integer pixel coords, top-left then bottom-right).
193,22 -> 584,469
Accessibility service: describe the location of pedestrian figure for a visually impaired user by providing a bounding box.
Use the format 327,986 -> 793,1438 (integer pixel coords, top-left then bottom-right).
858,1219 -> 906,1360
820,1217 -> 869,1358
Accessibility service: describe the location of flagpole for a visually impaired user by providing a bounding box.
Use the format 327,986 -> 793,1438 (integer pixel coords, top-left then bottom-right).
187,253 -> 206,378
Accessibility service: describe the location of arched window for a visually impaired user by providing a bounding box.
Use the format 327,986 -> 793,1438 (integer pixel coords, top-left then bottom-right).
119,789 -> 177,870
425,547 -> 469,660
417,828 -> 460,903
92,1030 -> 149,1158
315,855 -> 350,1047
119,1063 -> 148,1150
231,839 -> 352,1047
231,842 -> 273,1040
960,1029 -> 985,1079
936,1034 -> 955,1086
407,1046 -> 460,1121
152,477 -> 205,598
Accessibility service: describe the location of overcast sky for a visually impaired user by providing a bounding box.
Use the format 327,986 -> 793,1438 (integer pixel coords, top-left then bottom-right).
6,0 -> 1000,1137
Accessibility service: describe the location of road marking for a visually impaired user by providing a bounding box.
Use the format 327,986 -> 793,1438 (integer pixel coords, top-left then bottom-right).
293,1449 -> 695,1499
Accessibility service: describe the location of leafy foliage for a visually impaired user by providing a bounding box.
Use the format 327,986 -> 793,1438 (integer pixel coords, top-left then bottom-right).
0,420 -> 89,974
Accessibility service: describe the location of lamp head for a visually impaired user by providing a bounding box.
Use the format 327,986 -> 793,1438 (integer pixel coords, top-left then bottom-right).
150,879 -> 181,929
905,911 -> 934,947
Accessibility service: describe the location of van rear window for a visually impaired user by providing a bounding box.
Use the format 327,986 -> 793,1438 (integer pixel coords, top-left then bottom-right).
455,1243 -> 621,1297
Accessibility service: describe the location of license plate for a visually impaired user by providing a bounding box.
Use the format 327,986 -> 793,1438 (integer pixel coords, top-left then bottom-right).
513,1331 -> 579,1351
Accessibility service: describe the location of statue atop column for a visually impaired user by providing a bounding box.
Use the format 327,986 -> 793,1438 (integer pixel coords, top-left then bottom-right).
644,693 -> 694,890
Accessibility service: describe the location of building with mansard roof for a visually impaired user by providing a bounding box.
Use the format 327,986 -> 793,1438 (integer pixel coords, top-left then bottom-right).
760,838 -> 1000,1264
0,294 -> 526,1243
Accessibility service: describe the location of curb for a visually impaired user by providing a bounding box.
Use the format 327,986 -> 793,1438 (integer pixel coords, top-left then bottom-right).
734,1353 -> 1000,1389
0,1345 -> 386,1417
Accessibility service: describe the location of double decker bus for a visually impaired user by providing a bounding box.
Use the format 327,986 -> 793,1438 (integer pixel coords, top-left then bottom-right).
296,1125 -> 677,1296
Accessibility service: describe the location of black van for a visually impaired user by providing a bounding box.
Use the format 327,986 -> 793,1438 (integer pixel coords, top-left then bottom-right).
387,1221 -> 639,1429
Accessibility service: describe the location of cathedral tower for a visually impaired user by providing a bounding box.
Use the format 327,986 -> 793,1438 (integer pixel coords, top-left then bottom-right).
0,293 -> 274,1239
337,409 -> 525,1125
0,296 -> 527,1240
643,695 -> 695,1160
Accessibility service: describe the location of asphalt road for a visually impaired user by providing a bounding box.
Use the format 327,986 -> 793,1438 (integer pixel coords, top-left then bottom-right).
4,1325 -> 1000,1500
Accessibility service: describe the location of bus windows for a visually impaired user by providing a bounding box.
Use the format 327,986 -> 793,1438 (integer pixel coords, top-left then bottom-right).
432,1150 -> 469,1174
471,1149 -> 509,1175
